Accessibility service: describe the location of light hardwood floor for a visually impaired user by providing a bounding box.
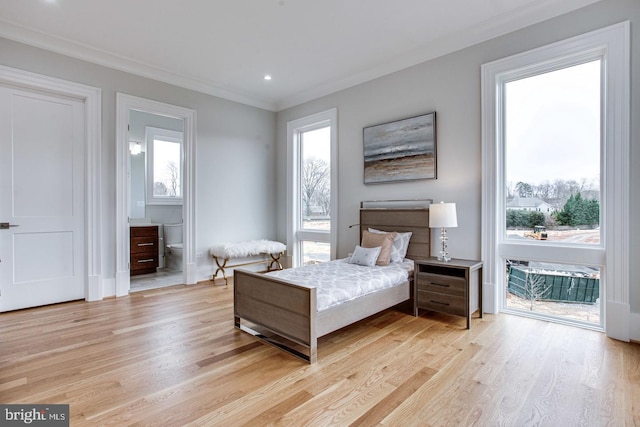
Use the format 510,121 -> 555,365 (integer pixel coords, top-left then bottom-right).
1,282 -> 638,426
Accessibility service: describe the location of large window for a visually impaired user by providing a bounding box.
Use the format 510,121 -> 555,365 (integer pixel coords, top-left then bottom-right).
503,61 -> 602,327
145,126 -> 183,205
287,109 -> 337,267
482,22 -> 630,339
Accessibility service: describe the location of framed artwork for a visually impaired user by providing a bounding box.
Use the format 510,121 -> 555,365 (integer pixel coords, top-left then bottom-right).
363,112 -> 436,184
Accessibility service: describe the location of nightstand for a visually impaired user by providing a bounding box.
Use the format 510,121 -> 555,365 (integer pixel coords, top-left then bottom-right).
413,258 -> 483,329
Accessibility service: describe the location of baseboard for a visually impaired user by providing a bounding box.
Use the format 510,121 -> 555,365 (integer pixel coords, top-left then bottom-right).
102,277 -> 116,298
86,275 -> 103,301
483,281 -> 498,314
185,262 -> 198,285
630,311 -> 640,342
606,301 -> 631,342
115,270 -> 130,297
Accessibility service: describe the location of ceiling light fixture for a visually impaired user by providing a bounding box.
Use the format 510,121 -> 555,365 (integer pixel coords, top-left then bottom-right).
263,75 -> 272,81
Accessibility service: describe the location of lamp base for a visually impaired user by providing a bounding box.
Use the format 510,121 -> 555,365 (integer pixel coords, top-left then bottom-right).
437,228 -> 451,262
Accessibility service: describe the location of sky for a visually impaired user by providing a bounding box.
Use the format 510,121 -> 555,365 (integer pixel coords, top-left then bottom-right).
153,138 -> 181,194
505,60 -> 601,188
302,126 -> 331,163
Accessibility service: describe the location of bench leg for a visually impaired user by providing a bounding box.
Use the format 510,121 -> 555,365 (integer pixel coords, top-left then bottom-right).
267,252 -> 284,271
213,256 -> 229,285
213,251 -> 284,285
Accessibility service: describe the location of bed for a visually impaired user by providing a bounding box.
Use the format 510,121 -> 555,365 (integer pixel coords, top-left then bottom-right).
233,206 -> 430,363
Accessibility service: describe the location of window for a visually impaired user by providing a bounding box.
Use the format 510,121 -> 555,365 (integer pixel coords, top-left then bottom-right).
482,22 -> 630,339
146,126 -> 183,205
503,61 -> 602,326
505,61 -> 601,247
287,109 -> 337,267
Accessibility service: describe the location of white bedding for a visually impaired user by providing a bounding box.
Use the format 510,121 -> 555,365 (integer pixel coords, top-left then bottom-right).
266,258 -> 413,311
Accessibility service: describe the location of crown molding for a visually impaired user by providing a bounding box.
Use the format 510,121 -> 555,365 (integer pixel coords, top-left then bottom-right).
275,0 -> 602,110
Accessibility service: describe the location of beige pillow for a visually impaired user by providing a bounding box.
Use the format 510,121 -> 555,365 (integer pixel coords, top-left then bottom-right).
361,230 -> 397,266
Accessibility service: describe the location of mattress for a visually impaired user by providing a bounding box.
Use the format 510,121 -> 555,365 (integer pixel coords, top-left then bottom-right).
267,258 -> 413,311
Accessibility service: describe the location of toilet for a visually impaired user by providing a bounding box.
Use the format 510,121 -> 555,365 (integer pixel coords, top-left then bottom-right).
163,223 -> 183,271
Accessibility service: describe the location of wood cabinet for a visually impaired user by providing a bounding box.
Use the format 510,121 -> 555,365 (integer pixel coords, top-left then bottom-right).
414,258 -> 483,329
130,226 -> 159,276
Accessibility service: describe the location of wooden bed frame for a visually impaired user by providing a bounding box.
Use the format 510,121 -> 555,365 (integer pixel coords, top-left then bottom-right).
233,207 -> 430,363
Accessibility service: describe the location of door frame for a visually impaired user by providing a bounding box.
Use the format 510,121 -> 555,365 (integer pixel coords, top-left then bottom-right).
0,65 -> 103,301
115,93 -> 196,295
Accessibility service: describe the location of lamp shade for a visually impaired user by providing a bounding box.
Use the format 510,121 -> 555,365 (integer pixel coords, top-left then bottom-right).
429,202 -> 458,228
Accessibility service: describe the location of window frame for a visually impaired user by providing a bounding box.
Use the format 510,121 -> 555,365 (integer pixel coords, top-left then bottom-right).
145,126 -> 184,206
287,109 -> 338,267
481,22 -> 630,339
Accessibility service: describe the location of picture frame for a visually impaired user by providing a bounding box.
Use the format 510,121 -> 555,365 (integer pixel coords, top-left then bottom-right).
363,112 -> 436,184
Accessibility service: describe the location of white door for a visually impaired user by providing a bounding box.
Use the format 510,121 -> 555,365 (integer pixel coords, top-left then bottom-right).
0,85 -> 85,312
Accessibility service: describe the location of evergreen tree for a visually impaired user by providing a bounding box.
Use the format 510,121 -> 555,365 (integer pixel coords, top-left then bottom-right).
554,193 -> 600,226
527,211 -> 546,229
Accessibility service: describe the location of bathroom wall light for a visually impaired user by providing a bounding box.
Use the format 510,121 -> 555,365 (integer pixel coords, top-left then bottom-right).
129,141 -> 142,155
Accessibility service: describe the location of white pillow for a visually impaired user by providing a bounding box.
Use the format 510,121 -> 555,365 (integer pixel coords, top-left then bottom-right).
368,228 -> 413,263
348,245 -> 381,267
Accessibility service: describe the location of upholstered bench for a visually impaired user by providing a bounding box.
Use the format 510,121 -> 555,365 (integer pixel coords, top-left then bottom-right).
209,239 -> 286,285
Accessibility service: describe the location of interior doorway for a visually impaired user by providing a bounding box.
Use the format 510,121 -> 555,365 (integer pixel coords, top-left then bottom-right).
115,93 -> 196,296
129,114 -> 184,291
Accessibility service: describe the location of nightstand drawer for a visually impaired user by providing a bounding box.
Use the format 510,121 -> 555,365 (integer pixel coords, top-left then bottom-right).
416,290 -> 467,317
416,272 -> 465,297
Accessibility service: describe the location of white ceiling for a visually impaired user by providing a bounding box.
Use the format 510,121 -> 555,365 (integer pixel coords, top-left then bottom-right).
0,0 -> 601,111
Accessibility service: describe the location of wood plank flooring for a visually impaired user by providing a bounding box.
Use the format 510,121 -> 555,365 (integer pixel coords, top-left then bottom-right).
1,282 -> 638,426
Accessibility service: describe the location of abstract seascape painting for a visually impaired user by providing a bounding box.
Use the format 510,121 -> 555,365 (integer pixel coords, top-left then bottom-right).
363,112 -> 436,184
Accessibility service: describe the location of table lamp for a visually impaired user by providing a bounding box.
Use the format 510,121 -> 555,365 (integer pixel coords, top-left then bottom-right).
429,202 -> 458,262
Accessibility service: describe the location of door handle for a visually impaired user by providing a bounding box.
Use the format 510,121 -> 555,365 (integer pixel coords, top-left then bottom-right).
0,222 -> 19,230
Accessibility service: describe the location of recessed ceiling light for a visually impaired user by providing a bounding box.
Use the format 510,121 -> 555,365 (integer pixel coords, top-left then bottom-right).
263,75 -> 272,81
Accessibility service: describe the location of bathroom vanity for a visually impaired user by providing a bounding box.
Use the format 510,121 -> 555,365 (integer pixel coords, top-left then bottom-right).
130,225 -> 159,276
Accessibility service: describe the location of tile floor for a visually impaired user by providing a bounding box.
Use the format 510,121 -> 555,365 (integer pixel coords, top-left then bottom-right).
130,269 -> 184,292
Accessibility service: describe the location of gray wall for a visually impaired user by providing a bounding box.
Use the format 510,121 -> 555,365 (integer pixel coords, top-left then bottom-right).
275,0 -> 639,317
0,37 -> 277,284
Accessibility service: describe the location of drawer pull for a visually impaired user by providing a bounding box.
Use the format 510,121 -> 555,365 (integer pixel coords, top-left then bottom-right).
138,258 -> 155,263
430,300 -> 450,306
430,282 -> 450,288
137,242 -> 154,247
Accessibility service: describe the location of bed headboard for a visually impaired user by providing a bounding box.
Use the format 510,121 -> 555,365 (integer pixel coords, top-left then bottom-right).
359,208 -> 430,260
